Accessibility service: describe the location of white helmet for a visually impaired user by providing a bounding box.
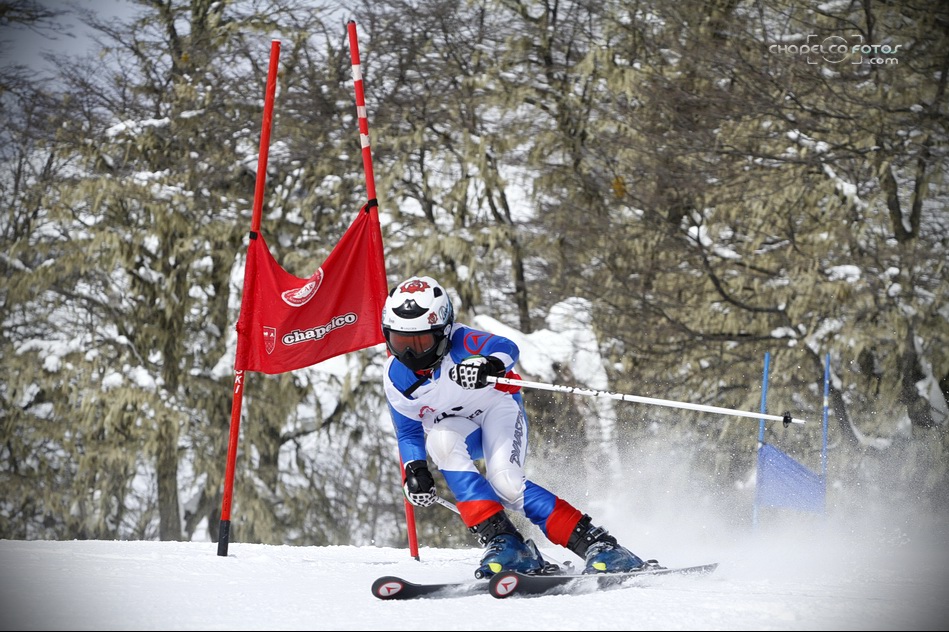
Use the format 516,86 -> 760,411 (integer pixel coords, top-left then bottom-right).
382,276 -> 454,372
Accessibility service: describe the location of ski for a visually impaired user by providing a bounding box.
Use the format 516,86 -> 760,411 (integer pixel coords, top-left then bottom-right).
372,563 -> 718,600
371,575 -> 489,600
488,562 -> 719,599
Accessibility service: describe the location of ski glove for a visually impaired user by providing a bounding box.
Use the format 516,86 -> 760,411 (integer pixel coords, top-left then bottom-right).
403,460 -> 437,507
449,355 -> 506,390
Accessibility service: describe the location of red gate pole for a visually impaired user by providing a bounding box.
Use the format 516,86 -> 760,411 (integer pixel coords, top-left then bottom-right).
346,20 -> 419,560
218,39 -> 281,557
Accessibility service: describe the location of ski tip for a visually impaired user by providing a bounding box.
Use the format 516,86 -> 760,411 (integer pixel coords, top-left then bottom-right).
488,571 -> 521,599
372,575 -> 411,600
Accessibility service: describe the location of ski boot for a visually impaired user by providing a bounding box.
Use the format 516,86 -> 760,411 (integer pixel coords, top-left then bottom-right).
567,514 -> 651,574
470,511 -> 546,579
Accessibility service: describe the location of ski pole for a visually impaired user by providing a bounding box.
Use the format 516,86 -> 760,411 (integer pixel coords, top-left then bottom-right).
486,375 -> 806,426
435,497 -> 461,514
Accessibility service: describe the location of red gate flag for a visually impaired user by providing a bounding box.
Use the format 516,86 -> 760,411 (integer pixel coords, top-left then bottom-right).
234,203 -> 387,374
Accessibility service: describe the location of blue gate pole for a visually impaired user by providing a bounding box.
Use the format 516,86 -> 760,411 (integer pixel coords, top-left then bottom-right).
753,352 -> 771,529
758,352 -> 770,445
821,353 -> 830,511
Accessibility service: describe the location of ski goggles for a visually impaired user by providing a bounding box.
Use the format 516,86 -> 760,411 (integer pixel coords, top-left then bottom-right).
386,330 -> 438,356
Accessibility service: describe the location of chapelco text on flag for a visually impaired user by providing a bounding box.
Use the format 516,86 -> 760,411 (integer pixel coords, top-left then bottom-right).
234,204 -> 387,374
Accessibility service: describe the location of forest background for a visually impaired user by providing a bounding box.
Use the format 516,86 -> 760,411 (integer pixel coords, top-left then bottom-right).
1,0 -> 947,551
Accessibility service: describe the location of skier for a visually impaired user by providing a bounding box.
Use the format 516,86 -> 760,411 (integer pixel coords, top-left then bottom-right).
381,275 -> 661,578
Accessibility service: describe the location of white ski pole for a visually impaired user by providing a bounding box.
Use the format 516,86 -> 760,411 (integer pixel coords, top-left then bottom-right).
435,497 -> 461,514
486,375 -> 806,426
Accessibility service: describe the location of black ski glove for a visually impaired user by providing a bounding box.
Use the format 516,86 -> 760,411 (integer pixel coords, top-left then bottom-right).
403,460 -> 437,507
449,355 -> 506,390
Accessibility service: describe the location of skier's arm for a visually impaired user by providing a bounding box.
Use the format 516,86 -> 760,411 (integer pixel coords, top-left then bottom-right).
449,326 -> 519,389
388,403 -> 426,464
475,330 -> 519,370
386,405 -> 438,506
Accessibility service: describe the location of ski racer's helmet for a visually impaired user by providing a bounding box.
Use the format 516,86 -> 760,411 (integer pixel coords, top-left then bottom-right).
382,276 -> 454,372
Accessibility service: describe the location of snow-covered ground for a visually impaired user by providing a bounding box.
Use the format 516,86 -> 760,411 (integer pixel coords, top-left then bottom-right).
2,511 -> 947,631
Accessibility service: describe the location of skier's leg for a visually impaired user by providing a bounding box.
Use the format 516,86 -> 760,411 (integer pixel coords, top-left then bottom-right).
479,396 -> 529,512
425,415 -> 502,527
428,408 -> 542,577
521,482 -> 649,572
478,394 -> 584,545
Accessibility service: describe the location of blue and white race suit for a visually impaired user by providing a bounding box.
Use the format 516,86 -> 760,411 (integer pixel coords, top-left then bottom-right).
383,323 -> 583,546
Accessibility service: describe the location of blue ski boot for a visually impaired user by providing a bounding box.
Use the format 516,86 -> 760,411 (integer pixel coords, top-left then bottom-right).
470,511 -> 546,579
567,514 -> 651,574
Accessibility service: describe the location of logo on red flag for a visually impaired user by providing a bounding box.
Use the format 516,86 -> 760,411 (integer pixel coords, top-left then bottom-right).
263,327 -> 276,354
281,268 -> 323,307
234,205 -> 388,374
